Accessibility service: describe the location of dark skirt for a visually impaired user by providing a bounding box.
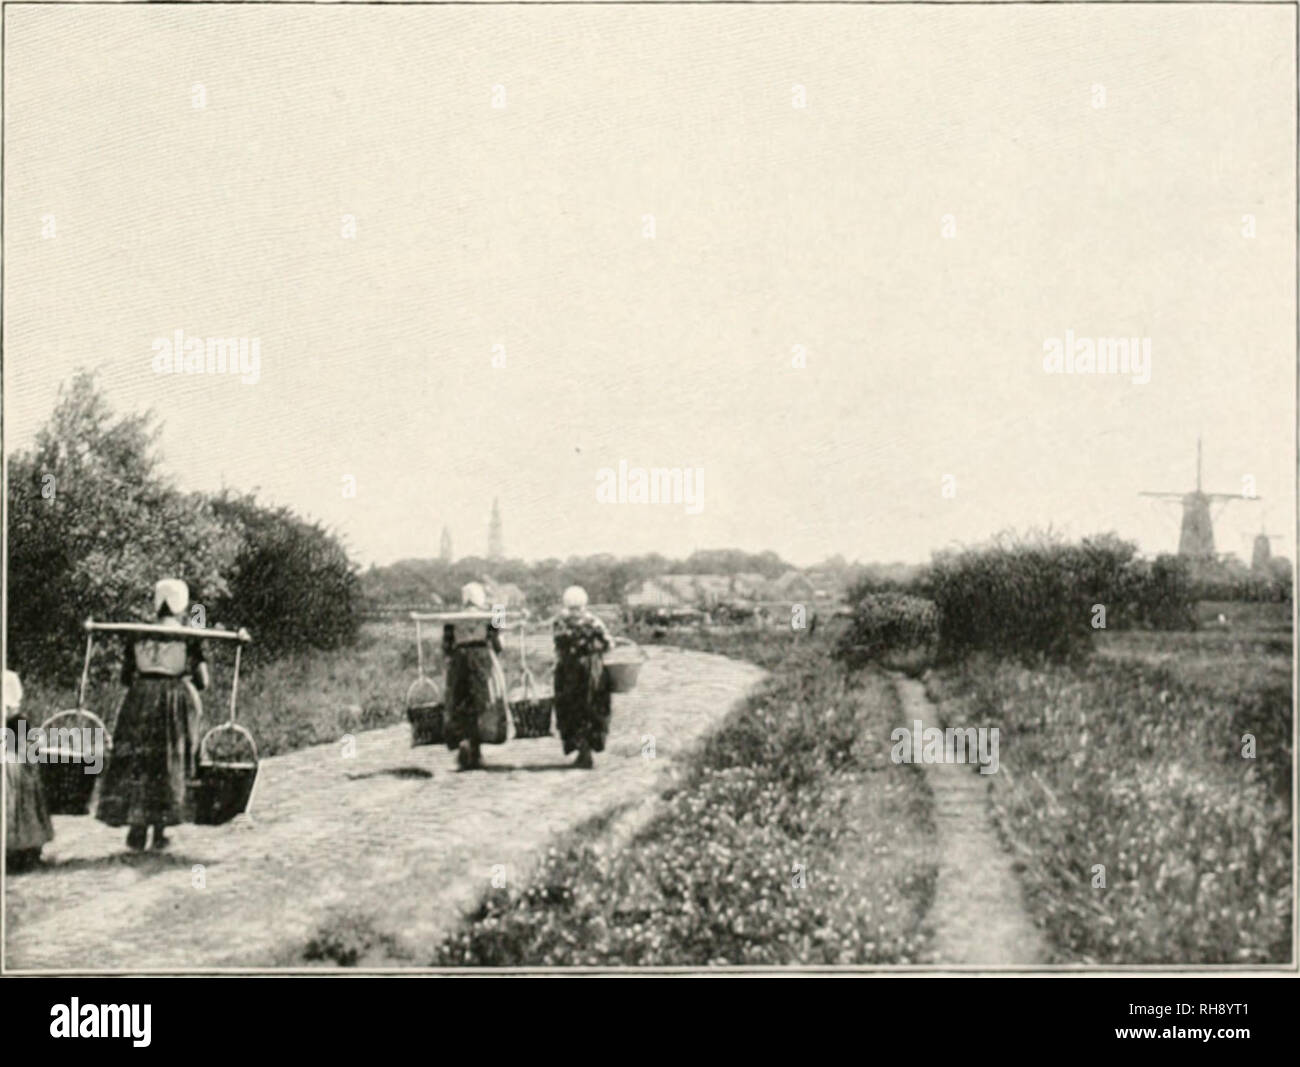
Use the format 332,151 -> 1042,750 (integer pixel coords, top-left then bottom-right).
5,731 -> 55,854
554,653 -> 611,754
94,676 -> 200,828
443,645 -> 508,748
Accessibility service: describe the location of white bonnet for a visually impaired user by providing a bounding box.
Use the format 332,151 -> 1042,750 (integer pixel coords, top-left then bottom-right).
3,669 -> 22,711
154,579 -> 189,615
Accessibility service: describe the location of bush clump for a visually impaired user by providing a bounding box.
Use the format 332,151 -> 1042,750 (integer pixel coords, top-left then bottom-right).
835,593 -> 937,670
926,531 -> 1196,664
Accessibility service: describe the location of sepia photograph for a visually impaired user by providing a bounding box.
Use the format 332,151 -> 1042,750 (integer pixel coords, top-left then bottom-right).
1,0 -> 1295,997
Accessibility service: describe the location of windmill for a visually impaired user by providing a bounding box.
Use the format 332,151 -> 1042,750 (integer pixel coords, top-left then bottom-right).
1246,526 -> 1282,572
1140,437 -> 1256,559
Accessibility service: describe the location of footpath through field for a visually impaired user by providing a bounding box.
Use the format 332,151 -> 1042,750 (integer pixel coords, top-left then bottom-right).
892,675 -> 1048,966
6,647 -> 764,970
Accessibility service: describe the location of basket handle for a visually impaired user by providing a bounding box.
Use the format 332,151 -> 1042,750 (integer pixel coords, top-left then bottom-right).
519,667 -> 538,700
39,707 -> 112,745
227,643 -> 243,724
78,627 -> 95,709
199,721 -> 258,766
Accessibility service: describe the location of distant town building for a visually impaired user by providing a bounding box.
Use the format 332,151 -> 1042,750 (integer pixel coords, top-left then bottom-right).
766,570 -> 817,601
481,575 -> 526,608
488,498 -> 504,561
624,578 -> 682,608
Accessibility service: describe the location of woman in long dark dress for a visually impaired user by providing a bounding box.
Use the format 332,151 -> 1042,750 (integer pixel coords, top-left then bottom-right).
4,669 -> 54,872
552,586 -> 612,769
442,582 -> 507,770
94,579 -> 208,851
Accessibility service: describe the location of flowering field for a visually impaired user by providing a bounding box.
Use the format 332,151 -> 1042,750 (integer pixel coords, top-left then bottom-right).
432,637 -> 937,966
925,614 -> 1292,964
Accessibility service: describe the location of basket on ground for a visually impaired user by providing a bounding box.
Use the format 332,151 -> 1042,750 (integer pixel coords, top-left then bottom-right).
37,708 -> 112,815
189,722 -> 258,825
509,668 -> 554,738
406,676 -> 445,746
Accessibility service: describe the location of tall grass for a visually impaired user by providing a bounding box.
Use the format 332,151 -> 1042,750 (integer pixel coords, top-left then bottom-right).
926,646 -> 1291,964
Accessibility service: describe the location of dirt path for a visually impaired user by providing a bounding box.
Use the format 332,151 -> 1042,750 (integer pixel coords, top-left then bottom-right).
892,675 -> 1047,966
5,647 -> 764,970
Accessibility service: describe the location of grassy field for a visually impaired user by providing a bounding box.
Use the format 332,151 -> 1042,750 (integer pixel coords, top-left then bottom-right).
432,628 -> 937,966
925,599 -> 1293,964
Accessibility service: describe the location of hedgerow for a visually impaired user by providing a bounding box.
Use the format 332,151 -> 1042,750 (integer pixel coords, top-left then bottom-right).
925,531 -> 1196,663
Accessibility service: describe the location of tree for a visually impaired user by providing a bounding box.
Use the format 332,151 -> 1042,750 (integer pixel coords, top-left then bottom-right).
440,526 -> 453,563
209,491 -> 361,658
6,371 -> 238,678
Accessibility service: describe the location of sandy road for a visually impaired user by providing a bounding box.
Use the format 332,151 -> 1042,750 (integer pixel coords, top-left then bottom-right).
5,647 -> 764,970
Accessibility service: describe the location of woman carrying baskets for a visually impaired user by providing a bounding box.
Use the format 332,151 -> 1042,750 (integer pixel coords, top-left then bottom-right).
442,582 -> 508,770
94,580 -> 208,851
4,669 -> 54,872
552,586 -> 612,770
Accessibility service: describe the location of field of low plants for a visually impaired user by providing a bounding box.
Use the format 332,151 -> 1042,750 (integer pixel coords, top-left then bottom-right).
925,608 -> 1292,964
432,632 -> 937,966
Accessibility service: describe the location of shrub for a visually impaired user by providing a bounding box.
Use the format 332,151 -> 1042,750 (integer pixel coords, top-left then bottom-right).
926,531 -> 1197,664
209,491 -> 361,659
835,593 -> 937,669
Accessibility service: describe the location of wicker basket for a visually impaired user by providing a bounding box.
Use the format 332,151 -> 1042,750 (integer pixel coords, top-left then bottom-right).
188,722 -> 259,826
406,676 -> 444,746
509,669 -> 554,738
38,709 -> 111,815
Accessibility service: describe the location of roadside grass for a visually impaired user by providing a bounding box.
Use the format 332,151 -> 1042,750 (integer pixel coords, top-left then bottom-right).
431,636 -> 936,966
627,620 -> 841,672
924,624 -> 1292,964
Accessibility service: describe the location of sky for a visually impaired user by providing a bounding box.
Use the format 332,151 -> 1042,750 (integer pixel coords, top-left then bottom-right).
3,4 -> 1294,568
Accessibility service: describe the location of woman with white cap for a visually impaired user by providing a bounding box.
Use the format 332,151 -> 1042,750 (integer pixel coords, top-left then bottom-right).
94,579 -> 209,850
552,586 -> 613,769
442,581 -> 508,770
4,669 -> 54,872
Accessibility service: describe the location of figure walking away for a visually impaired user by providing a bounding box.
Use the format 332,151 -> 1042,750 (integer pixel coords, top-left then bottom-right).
443,582 -> 508,770
552,586 -> 612,769
94,579 -> 208,851
5,669 -> 54,872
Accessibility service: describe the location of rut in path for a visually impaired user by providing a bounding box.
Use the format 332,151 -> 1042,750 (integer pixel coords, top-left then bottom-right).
892,675 -> 1048,966
5,647 -> 764,970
